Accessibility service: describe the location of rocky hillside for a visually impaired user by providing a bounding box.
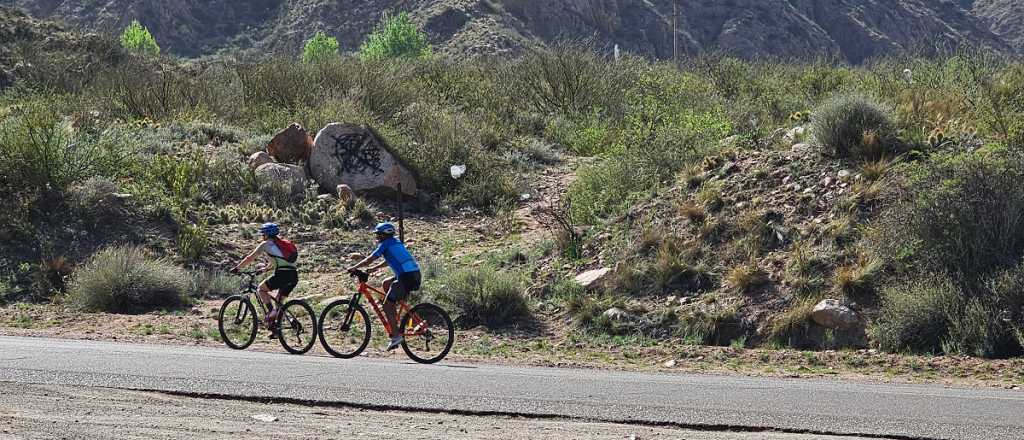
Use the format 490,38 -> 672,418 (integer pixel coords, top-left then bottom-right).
972,0 -> 1024,53
3,0 -> 1019,62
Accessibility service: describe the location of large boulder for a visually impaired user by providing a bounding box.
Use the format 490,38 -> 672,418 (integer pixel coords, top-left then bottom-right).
255,163 -> 306,198
811,299 -> 860,329
267,123 -> 313,164
310,123 -> 417,198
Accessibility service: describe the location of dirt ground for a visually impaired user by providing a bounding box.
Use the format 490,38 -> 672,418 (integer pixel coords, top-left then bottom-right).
0,383 -> 888,440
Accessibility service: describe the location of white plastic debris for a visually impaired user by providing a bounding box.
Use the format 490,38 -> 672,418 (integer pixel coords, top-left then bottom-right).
450,164 -> 467,180
252,414 -> 278,423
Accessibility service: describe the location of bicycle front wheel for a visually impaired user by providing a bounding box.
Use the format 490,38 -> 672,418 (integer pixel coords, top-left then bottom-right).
218,295 -> 257,350
277,300 -> 317,355
400,303 -> 454,364
318,299 -> 371,359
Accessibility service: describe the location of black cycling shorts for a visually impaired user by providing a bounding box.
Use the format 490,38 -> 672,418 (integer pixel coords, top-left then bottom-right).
386,271 -> 421,303
265,270 -> 299,296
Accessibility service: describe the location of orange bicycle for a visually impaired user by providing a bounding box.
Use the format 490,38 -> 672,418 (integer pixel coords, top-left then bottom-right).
317,269 -> 454,364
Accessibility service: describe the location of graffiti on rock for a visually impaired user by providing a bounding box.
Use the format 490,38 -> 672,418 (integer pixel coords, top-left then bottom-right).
328,132 -> 384,176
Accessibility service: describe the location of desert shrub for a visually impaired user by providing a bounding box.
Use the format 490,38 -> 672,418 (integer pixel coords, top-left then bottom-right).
359,12 -> 431,61
871,276 -> 955,354
544,111 -> 614,156
204,149 -> 259,203
69,176 -> 122,221
119,20 -> 160,57
872,266 -> 1024,357
68,245 -> 189,313
811,94 -> 898,160
177,222 -> 209,262
0,99 -> 129,194
503,43 -> 638,118
901,148 -> 1024,280
191,269 -> 237,298
302,31 -> 340,64
433,267 -> 530,328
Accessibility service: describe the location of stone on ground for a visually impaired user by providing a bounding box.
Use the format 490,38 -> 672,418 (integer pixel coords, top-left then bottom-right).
574,268 -> 611,290
248,151 -> 274,169
811,299 -> 860,329
267,123 -> 314,164
255,163 -> 307,198
310,123 -> 417,198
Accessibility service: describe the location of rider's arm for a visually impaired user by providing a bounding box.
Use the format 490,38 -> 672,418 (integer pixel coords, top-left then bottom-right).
367,260 -> 389,273
347,254 -> 379,272
233,242 -> 266,272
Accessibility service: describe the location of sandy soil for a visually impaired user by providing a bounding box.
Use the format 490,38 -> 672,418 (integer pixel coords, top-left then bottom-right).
0,383 -> 886,440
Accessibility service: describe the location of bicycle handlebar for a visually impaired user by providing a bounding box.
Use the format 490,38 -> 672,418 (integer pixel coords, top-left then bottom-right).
348,269 -> 370,283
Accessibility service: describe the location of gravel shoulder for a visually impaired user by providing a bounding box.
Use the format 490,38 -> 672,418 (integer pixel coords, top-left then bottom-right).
0,383 -> 888,440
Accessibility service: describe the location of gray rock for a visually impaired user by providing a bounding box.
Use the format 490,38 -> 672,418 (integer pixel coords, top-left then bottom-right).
811,299 -> 860,329
310,123 -> 417,198
790,143 -> 812,155
255,163 -> 307,198
603,307 -> 634,322
248,151 -> 274,170
575,268 -> 611,290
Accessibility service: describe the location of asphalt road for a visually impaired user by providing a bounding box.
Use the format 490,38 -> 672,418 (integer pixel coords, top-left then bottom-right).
0,336 -> 1020,440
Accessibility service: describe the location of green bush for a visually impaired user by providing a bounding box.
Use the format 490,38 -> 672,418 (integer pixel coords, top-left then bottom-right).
359,12 -> 431,61
177,222 -> 209,262
0,100 -> 129,194
119,20 -> 160,57
68,245 -> 189,313
302,32 -> 340,64
811,94 -> 898,160
903,148 -> 1024,280
434,267 -> 530,328
871,276 -> 956,354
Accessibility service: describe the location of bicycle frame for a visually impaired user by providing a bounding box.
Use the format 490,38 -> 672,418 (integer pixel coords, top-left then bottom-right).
234,271 -> 284,325
347,280 -> 430,338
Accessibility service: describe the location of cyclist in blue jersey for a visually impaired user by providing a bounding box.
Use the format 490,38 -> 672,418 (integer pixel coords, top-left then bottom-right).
347,222 -> 421,351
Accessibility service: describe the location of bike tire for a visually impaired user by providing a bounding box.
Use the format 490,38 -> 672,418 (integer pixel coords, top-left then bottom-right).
218,295 -> 257,350
317,299 -> 371,359
277,300 -> 317,355
400,303 -> 454,364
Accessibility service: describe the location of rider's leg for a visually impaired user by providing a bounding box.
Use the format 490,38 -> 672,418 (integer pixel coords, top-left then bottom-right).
382,277 -> 398,338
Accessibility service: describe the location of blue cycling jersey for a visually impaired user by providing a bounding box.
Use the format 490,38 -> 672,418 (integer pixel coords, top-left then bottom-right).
372,237 -> 420,276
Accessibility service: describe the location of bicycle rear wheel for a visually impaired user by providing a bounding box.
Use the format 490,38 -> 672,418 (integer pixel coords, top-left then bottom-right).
277,300 -> 317,355
218,295 -> 257,350
400,303 -> 454,364
317,299 -> 371,359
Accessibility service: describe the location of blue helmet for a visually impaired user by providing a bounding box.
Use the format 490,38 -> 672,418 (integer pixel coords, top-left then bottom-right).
259,222 -> 280,237
374,222 -> 396,235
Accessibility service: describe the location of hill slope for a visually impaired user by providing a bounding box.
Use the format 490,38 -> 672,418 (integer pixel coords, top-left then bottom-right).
3,0 -> 1016,62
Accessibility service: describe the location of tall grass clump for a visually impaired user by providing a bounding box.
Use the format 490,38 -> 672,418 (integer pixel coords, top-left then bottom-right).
67,245 -> 189,313
812,94 -> 898,160
433,267 -> 530,328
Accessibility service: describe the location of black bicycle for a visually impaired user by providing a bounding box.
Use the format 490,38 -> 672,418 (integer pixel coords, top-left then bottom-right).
217,269 -> 317,354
